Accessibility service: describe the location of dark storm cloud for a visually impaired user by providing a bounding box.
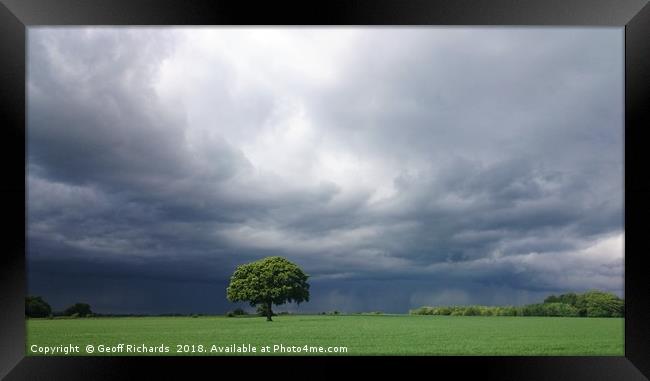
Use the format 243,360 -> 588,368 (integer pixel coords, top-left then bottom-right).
27,27 -> 623,313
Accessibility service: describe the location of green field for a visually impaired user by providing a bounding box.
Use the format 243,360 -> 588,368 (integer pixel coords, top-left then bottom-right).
26,315 -> 624,356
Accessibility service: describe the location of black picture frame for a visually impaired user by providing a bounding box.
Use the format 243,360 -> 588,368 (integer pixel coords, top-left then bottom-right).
1,0 -> 649,379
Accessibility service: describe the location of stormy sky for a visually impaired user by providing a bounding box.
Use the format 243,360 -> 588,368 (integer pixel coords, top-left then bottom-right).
27,27 -> 624,314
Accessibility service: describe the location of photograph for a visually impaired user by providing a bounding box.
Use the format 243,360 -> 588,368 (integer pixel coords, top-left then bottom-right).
25,26 -> 625,356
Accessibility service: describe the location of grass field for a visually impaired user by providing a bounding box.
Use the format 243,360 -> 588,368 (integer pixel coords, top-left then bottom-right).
26,315 -> 624,356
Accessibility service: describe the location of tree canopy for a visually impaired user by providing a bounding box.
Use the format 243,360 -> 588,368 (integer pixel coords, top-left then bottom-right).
544,290 -> 623,317
226,256 -> 310,321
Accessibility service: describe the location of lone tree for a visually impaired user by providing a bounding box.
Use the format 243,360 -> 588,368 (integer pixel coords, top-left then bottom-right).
226,256 -> 309,321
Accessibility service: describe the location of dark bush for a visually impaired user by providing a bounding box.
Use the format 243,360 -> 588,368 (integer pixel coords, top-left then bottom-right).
25,296 -> 52,318
64,303 -> 92,317
233,308 -> 247,315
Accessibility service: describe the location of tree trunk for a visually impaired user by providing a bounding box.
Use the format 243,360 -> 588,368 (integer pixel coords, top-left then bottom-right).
266,301 -> 273,322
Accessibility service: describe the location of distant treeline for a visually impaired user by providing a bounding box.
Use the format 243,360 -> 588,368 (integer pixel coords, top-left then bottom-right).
410,290 -> 624,318
26,297 -> 94,318
27,290 -> 624,319
25,296 -> 206,318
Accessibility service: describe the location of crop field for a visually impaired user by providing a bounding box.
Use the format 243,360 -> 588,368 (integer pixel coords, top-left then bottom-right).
26,315 -> 624,356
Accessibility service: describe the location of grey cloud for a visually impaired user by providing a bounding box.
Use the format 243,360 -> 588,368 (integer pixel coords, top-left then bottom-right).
27,27 -> 623,313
